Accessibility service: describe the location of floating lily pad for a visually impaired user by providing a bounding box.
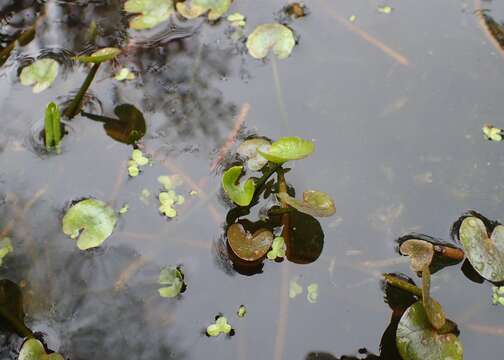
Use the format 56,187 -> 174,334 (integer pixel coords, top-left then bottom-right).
307,283 -> 319,304
237,139 -> 271,171
176,0 -> 231,21
483,124 -> 503,141
396,302 -> 463,360
421,267 -> 446,330
124,0 -> 174,30
18,338 -> 64,360
158,266 -> 184,298
207,316 -> 232,336
62,199 -> 117,250
20,59 -> 59,93
222,166 -> 255,206
458,216 -> 504,282
267,236 -> 286,260
399,239 -> 434,272
0,238 -> 13,266
75,48 -> 121,63
278,190 -> 335,218
227,223 -> 273,261
289,277 -> 303,298
258,136 -> 314,163
246,24 -> 295,59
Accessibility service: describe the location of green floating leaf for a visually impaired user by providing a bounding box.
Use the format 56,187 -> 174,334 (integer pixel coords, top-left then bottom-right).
207,316 -> 232,337
128,149 -> 150,177
307,283 -> 319,304
399,239 -> 434,272
258,136 -> 314,163
176,0 -> 231,21
289,277 -> 303,298
118,204 -> 129,214
75,47 -> 121,63
18,338 -> 64,360
237,305 -> 247,318
246,24 -> 295,60
227,223 -> 273,261
124,0 -> 174,30
483,124 -> 503,141
421,267 -> 446,330
0,238 -> 13,266
159,190 -> 185,218
140,188 -> 151,204
492,286 -> 504,306
158,266 -> 184,298
378,5 -> 393,14
396,302 -> 463,360
227,12 -> 246,27
20,59 -> 59,93
62,199 -> 117,250
267,236 -> 286,260
459,216 -> 504,282
115,67 -> 136,81
277,190 -> 335,218
237,138 -> 271,171
222,166 -> 255,206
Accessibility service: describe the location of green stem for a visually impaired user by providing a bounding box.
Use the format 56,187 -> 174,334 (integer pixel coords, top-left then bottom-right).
383,274 -> 423,298
64,63 -> 101,119
44,102 -> 62,153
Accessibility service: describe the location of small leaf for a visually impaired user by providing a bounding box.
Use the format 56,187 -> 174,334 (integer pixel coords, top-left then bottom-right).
74,48 -> 121,63
227,223 -> 273,261
158,175 -> 183,191
222,166 -> 255,206
399,239 -> 434,272
277,190 -> 335,218
115,67 -> 136,81
307,283 -> 319,304
289,277 -> 303,298
62,199 -> 117,250
246,24 -> 295,59
20,59 -> 59,93
492,286 -> 504,306
118,204 -> 129,214
483,124 -> 503,141
124,0 -> 174,29
18,338 -> 64,360
257,136 -> 314,163
227,12 -> 246,27
237,138 -> 271,171
458,216 -> 504,282
176,0 -> 231,21
267,236 -> 286,260
396,302 -> 463,360
0,238 -> 13,266
158,266 -> 184,298
131,149 -> 149,166
378,5 -> 393,14
128,165 -> 140,177
207,316 -> 232,336
237,305 -> 247,318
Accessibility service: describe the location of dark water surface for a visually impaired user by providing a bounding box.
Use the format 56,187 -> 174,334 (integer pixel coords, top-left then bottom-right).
1,0 -> 504,359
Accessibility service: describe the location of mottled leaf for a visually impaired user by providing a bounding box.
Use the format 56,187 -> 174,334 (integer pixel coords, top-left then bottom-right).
400,239 -> 434,272
277,190 -> 335,217
246,24 -> 295,59
227,223 -> 273,261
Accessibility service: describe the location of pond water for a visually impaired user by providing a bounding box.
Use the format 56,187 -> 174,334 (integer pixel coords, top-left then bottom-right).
1,0 -> 504,359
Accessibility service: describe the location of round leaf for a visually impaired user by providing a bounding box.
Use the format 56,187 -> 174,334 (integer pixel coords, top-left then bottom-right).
75,48 -> 121,63
176,0 -> 231,21
222,166 -> 255,206
277,190 -> 335,217
396,302 -> 463,360
459,216 -> 504,282
400,239 -> 434,272
227,223 -> 273,261
124,0 -> 174,30
20,59 -> 59,94
257,136 -> 314,163
62,199 -> 117,250
246,24 -> 295,59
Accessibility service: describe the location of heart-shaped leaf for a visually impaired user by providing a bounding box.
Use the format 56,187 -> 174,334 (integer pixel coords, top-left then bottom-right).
237,138 -> 271,171
222,166 -> 255,206
176,0 -> 231,21
20,59 -> 59,93
62,199 -> 117,250
396,302 -> 463,360
277,190 -> 335,217
124,0 -> 174,30
246,24 -> 296,60
421,267 -> 446,330
158,266 -> 184,298
459,216 -> 504,282
74,47 -> 121,63
227,223 -> 273,261
257,136 -> 314,163
18,338 -> 64,360
399,239 -> 434,272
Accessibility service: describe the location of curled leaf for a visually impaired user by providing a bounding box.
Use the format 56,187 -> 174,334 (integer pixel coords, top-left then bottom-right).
20,59 -> 59,93
75,48 -> 121,63
257,136 -> 314,163
62,199 -> 117,250
222,166 -> 255,206
227,223 -> 273,261
124,0 -> 174,30
277,190 -> 335,217
158,266 -> 184,298
246,24 -> 295,59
